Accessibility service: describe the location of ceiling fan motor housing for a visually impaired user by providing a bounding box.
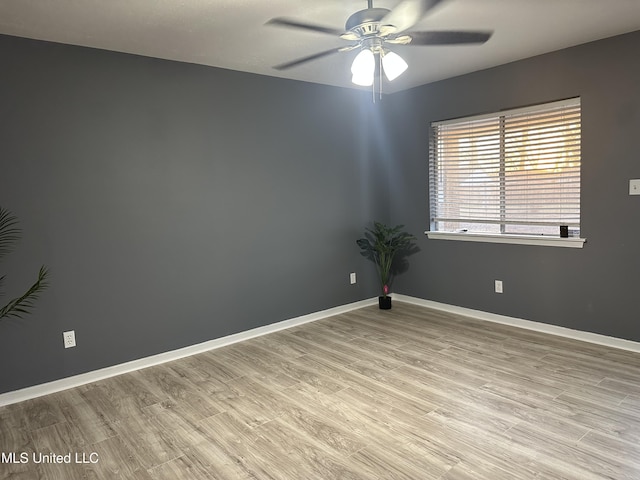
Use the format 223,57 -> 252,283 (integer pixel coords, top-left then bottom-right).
345,8 -> 391,36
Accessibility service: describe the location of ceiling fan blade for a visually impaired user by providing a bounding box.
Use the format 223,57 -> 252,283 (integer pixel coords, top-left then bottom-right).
406,30 -> 493,45
381,0 -> 445,33
266,17 -> 345,37
273,48 -> 343,70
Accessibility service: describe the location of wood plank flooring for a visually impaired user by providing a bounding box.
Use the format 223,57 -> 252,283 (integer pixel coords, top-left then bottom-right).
2,302 -> 640,479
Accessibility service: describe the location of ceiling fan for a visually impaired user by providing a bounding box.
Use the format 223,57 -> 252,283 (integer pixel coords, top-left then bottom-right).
267,0 -> 492,87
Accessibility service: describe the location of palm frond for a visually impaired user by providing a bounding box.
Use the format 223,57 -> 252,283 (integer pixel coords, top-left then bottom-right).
356,221 -> 418,294
0,266 -> 50,320
0,206 -> 21,261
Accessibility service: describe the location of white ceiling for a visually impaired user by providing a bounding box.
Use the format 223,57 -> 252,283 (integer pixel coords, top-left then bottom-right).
0,0 -> 638,93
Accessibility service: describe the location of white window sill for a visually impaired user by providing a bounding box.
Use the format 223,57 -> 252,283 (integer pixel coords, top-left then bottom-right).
425,231 -> 586,248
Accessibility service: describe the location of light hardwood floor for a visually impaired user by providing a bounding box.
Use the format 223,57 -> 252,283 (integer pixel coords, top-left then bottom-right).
2,302 -> 640,479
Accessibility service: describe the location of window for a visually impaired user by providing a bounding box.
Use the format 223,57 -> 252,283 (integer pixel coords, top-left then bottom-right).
428,98 -> 583,247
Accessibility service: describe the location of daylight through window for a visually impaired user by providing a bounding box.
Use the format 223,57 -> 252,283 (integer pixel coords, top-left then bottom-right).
429,98 -> 581,237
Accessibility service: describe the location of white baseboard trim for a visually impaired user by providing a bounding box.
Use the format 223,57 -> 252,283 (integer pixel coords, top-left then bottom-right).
0,297 -> 377,407
394,294 -> 640,354
4,295 -> 637,407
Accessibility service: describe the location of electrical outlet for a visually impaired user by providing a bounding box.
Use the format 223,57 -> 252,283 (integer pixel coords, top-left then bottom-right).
630,179 -> 640,195
350,272 -> 357,285
63,330 -> 76,348
495,280 -> 503,294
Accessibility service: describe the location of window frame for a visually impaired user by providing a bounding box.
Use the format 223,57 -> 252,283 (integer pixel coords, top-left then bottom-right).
427,98 -> 585,248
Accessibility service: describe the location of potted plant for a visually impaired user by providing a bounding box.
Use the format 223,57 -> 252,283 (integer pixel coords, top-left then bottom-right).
1,206 -> 49,320
356,221 -> 417,310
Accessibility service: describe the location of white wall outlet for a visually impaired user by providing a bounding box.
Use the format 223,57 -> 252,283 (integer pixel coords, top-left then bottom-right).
63,330 -> 76,348
630,179 -> 640,195
495,280 -> 503,294
350,272 -> 357,285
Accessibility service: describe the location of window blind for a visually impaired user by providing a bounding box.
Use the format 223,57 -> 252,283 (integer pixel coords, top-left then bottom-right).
429,98 -> 581,236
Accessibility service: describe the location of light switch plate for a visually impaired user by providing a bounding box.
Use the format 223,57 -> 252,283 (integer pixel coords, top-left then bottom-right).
630,179 -> 640,195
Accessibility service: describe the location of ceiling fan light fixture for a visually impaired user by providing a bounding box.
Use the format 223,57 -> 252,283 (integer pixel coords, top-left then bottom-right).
351,48 -> 375,86
381,51 -> 408,81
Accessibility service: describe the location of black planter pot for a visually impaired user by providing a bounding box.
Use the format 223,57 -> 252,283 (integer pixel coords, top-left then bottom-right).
378,295 -> 392,310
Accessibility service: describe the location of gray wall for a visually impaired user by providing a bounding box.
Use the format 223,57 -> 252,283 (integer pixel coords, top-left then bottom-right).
385,31 -> 640,342
0,35 -> 387,393
3,29 -> 639,395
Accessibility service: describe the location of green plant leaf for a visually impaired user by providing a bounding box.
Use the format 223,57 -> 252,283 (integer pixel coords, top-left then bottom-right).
0,207 -> 21,262
0,266 -> 50,320
356,221 -> 418,295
